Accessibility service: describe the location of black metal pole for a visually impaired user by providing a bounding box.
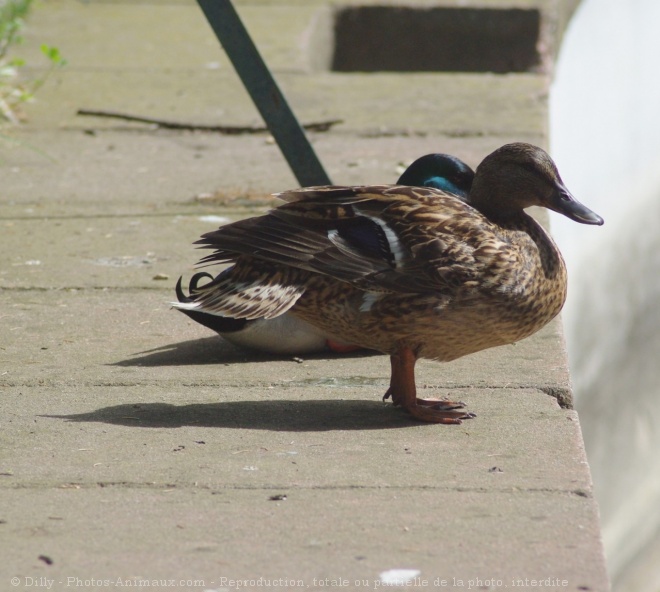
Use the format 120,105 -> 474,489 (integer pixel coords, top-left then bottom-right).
196,0 -> 332,186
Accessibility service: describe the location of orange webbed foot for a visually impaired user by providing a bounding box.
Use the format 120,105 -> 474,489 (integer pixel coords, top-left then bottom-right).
415,397 -> 466,409
384,346 -> 475,424
407,400 -> 475,424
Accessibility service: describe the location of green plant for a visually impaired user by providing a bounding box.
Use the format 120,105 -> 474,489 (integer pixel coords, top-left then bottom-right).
0,0 -> 66,123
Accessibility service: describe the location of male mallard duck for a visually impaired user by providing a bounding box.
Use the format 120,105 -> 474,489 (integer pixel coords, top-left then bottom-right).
174,143 -> 603,423
175,153 -> 474,355
397,152 -> 474,196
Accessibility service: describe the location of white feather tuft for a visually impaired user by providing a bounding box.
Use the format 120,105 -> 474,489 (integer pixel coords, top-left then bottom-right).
171,301 -> 200,310
359,291 -> 382,312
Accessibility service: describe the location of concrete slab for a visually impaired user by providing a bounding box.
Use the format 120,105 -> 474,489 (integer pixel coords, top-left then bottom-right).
2,383 -> 588,490
19,70 -> 548,135
0,132 -> 542,209
1,379 -> 604,589
19,3 -> 317,72
0,289 -> 570,398
1,200 -> 553,297
18,0 -> 550,135
2,487 -> 606,591
0,213 -> 224,289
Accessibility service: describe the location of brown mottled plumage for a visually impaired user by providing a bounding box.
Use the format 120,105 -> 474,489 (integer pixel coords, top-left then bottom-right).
174,143 -> 603,423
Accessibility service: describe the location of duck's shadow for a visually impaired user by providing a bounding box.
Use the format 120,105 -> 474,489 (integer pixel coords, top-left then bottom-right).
113,336 -> 377,367
82,338 -> 400,431
44,399 -> 414,431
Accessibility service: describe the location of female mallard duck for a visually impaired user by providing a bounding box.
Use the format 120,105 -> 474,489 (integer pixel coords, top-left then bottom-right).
174,143 -> 603,423
175,152 -> 475,355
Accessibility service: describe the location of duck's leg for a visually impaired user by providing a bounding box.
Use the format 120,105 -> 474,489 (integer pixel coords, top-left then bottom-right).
383,345 -> 472,424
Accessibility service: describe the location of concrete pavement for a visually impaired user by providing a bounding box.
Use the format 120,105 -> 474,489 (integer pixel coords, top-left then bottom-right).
1,1 -> 609,590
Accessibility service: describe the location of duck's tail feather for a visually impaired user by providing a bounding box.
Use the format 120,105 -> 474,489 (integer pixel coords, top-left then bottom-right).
172,261 -> 305,322
174,274 -> 249,333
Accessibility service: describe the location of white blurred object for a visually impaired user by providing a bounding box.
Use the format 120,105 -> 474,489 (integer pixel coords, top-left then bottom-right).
550,0 -> 660,589
378,569 -> 421,586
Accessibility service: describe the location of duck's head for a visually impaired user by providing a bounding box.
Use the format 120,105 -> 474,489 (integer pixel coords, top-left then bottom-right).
397,153 -> 475,198
471,143 -> 604,225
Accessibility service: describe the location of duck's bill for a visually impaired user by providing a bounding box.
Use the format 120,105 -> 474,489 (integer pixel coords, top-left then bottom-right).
551,189 -> 604,226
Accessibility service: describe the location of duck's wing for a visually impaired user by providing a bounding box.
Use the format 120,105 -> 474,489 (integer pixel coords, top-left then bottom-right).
194,185 -> 506,295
